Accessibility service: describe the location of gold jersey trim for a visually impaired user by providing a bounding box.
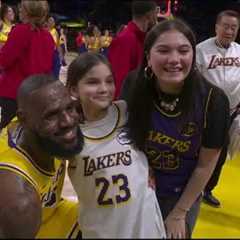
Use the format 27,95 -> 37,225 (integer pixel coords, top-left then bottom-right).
0,163 -> 39,192
204,88 -> 213,129
68,222 -> 81,238
15,146 -> 55,177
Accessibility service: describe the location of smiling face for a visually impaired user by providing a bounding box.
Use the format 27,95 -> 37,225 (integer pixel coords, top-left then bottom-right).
71,63 -> 115,121
216,15 -> 239,47
4,6 -> 15,22
22,82 -> 83,158
147,29 -> 193,94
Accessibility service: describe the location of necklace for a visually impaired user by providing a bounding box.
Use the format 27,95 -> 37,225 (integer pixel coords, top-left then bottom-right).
160,97 -> 179,112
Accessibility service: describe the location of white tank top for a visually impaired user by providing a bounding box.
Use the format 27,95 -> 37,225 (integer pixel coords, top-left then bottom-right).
68,100 -> 166,238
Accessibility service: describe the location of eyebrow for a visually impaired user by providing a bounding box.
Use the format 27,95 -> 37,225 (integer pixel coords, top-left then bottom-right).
154,44 -> 192,48
85,75 -> 113,80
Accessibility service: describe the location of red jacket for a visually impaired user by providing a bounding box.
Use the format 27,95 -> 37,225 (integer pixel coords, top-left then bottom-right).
108,21 -> 146,98
76,33 -> 83,47
0,23 -> 55,99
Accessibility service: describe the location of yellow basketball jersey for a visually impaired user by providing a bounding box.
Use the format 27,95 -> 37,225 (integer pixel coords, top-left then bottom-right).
0,117 -> 19,153
0,138 -> 80,238
50,28 -> 60,47
0,21 -> 13,43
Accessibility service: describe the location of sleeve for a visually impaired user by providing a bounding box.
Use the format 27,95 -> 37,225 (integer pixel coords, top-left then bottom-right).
108,36 -> 133,98
0,32 -> 8,42
0,25 -> 29,69
196,45 -> 205,74
201,87 -> 230,148
119,68 -> 139,102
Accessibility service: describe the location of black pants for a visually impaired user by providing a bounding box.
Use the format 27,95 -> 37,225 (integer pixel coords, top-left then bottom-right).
0,97 -> 17,130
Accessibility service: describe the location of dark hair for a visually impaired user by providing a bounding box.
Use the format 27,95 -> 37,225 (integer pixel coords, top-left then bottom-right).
17,74 -> 57,107
126,18 -> 203,151
66,52 -> 112,88
0,4 -> 15,21
216,10 -> 240,25
132,1 -> 157,19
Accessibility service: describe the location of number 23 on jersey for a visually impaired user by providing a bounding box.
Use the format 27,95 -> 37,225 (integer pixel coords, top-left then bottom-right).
95,174 -> 131,207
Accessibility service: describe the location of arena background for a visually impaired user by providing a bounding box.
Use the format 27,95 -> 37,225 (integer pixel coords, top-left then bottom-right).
4,0 -> 240,50
2,0 -> 240,238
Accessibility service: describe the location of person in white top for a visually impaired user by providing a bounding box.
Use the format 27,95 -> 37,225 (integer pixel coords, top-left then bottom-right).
66,52 -> 166,238
196,10 -> 240,208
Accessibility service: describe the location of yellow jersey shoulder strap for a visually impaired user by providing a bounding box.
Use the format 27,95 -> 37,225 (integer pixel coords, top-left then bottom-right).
0,148 -> 39,193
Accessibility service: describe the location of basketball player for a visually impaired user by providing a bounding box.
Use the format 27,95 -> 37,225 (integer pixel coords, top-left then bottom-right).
196,10 -> 240,207
0,74 -> 84,238
66,52 -> 166,238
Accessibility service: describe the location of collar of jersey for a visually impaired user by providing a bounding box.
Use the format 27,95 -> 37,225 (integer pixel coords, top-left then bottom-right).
81,103 -> 120,141
14,145 -> 55,177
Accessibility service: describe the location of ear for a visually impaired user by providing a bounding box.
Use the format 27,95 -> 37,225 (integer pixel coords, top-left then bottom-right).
69,86 -> 79,100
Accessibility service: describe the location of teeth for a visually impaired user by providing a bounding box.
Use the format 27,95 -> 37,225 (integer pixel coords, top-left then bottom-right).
167,69 -> 181,72
64,130 -> 74,138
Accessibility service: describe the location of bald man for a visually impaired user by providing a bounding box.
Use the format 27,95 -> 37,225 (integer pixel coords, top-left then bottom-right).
0,74 -> 83,238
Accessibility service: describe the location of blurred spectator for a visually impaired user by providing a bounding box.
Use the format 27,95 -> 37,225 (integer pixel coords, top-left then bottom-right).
100,29 -> 112,56
76,30 -> 88,54
196,10 -> 240,207
0,0 -> 55,130
59,27 -> 68,66
47,16 -> 62,78
87,24 -> 101,53
108,1 -> 157,99
0,4 -> 15,48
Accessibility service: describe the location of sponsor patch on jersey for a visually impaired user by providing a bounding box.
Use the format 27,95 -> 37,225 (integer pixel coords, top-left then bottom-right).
180,122 -> 198,137
117,128 -> 132,145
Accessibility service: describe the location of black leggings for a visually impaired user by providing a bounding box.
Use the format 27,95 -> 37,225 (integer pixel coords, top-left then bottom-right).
0,97 -> 17,130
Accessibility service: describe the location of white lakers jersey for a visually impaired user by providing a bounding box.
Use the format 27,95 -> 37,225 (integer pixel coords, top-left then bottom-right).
68,100 -> 166,238
196,37 -> 240,111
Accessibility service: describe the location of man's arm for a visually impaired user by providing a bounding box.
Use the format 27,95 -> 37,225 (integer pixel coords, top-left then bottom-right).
0,170 -> 42,238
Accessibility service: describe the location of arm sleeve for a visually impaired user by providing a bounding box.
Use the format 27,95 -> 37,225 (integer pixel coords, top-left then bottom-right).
202,87 -> 230,148
196,46 -> 204,74
0,25 -> 29,69
119,68 -> 139,102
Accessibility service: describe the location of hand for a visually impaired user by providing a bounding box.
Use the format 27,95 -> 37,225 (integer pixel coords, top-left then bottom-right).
165,211 -> 187,238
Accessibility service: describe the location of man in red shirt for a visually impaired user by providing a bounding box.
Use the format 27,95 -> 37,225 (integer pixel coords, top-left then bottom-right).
108,1 -> 157,98
0,0 -> 55,130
